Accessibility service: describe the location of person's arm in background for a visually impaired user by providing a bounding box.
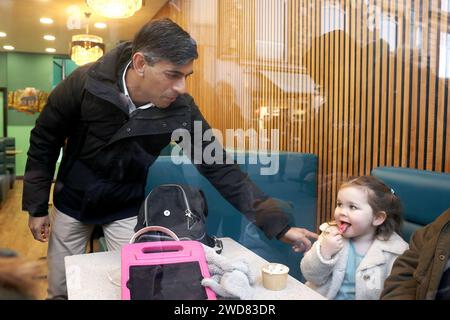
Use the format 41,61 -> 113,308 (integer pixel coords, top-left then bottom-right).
0,252 -> 46,299
182,97 -> 317,251
23,67 -> 85,242
380,228 -> 424,299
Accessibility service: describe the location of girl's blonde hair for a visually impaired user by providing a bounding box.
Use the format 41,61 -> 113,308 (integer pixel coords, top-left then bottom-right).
339,176 -> 403,239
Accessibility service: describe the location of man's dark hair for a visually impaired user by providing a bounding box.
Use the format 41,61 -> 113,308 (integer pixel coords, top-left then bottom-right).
132,18 -> 198,66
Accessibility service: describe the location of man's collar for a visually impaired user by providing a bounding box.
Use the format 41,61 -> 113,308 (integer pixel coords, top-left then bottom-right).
122,60 -> 154,111
121,60 -> 132,97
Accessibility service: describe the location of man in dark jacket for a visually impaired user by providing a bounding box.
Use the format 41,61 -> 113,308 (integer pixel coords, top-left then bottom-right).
23,18 -> 318,299
381,208 -> 450,299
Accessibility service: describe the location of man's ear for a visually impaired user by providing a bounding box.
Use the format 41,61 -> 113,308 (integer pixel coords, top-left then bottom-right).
373,211 -> 387,227
132,52 -> 146,76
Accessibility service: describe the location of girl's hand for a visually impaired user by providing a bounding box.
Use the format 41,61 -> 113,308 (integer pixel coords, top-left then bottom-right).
320,227 -> 343,259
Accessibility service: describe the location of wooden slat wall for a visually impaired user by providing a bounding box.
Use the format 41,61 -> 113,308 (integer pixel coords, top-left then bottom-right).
156,0 -> 450,227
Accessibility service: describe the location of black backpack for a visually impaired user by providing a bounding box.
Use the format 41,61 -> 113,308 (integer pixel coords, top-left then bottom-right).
134,184 -> 223,253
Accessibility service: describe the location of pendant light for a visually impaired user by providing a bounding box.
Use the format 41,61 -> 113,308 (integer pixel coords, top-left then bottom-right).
86,0 -> 142,19
70,12 -> 105,66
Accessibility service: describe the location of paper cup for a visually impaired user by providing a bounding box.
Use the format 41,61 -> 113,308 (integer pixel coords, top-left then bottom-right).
261,263 -> 289,291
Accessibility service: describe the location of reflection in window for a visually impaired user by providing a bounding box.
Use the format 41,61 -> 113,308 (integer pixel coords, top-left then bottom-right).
415,26 -> 423,50
259,70 -> 317,94
380,15 -> 397,52
442,0 -> 450,12
256,0 -> 286,61
409,11 -> 423,50
438,32 -> 450,78
190,0 -> 215,26
321,2 -> 345,35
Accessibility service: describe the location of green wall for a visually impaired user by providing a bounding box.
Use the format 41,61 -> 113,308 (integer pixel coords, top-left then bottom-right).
1,53 -> 77,176
0,53 -> 6,137
0,53 -> 6,87
0,91 -> 3,137
53,58 -> 77,88
7,53 -> 53,91
0,52 -> 7,137
6,53 -> 53,176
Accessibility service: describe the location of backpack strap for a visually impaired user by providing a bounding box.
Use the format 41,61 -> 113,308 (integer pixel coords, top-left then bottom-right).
129,225 -> 180,244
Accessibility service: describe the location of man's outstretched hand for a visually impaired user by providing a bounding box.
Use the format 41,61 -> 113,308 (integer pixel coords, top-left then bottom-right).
279,227 -> 319,252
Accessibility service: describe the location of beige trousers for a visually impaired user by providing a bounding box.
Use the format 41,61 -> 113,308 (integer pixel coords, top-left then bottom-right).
47,206 -> 137,299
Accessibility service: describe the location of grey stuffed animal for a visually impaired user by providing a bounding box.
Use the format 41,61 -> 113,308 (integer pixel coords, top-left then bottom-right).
201,244 -> 257,300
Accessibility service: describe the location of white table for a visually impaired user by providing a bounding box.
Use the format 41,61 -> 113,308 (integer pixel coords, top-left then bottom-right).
65,237 -> 326,300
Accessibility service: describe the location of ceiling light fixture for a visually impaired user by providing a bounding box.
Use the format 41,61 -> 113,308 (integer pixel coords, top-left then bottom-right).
0,32 -> 6,37
94,22 -> 107,29
46,48 -> 56,53
43,35 -> 56,41
70,12 -> 105,66
86,0 -> 142,19
40,17 -> 54,24
3,45 -> 15,51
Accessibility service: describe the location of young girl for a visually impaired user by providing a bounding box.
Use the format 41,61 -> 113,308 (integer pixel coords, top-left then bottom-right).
300,176 -> 409,300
